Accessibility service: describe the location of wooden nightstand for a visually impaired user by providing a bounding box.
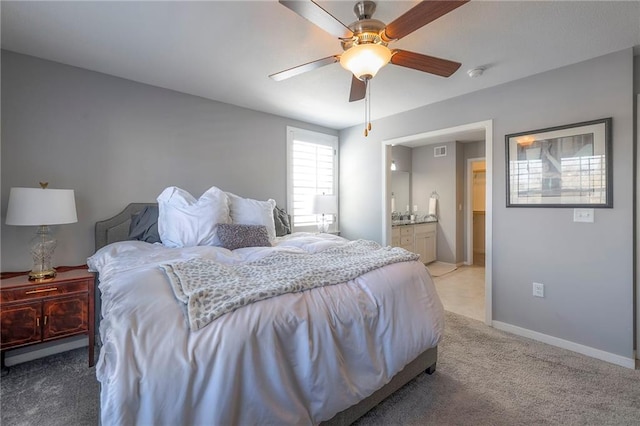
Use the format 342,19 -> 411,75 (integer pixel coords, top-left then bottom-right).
0,269 -> 95,368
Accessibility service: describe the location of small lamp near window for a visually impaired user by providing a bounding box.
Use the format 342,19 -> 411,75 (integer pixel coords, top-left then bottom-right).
312,194 -> 337,233
5,183 -> 78,280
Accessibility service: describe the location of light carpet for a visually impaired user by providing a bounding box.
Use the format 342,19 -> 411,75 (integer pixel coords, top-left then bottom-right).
426,261 -> 457,277
1,312 -> 639,425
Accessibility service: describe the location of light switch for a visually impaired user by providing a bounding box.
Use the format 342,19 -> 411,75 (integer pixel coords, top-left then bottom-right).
573,208 -> 594,223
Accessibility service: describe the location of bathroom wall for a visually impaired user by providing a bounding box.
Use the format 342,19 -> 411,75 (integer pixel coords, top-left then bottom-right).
412,141 -> 458,263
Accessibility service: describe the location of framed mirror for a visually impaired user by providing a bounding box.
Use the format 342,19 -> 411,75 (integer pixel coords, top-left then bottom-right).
506,118 -> 612,207
391,171 -> 410,213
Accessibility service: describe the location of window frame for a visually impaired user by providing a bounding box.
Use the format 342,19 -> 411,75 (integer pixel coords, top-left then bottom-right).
286,126 -> 339,233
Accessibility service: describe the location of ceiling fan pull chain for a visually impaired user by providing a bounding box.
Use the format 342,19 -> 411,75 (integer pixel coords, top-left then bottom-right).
368,79 -> 372,132
364,78 -> 369,137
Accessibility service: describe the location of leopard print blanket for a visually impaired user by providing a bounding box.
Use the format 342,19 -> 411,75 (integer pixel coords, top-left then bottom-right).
161,239 -> 420,331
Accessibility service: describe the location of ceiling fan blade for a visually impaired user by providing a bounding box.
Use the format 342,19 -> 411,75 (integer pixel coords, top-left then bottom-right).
269,55 -> 340,81
279,0 -> 353,39
349,75 -> 366,102
391,50 -> 461,77
381,0 -> 469,42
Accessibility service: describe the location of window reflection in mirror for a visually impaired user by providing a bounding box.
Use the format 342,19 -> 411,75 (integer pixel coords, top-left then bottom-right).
391,171 -> 410,216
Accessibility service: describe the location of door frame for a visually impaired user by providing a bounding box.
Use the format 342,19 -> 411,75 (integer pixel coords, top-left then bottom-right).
382,119 -> 494,325
466,157 -> 486,265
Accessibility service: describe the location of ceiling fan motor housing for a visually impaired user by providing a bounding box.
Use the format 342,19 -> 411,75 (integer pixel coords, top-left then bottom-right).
341,20 -> 387,51
342,1 -> 387,51
354,1 -> 376,20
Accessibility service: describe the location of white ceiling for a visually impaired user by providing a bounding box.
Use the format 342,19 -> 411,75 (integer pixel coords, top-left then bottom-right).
2,1 -> 639,130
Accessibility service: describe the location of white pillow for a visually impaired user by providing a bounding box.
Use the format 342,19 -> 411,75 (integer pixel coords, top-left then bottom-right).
157,186 -> 230,248
226,192 -> 277,242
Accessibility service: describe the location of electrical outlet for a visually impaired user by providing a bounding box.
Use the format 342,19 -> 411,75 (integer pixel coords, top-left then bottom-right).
533,282 -> 544,298
413,205 -> 418,212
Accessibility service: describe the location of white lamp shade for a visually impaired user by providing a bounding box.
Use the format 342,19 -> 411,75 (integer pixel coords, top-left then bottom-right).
339,43 -> 392,80
6,187 -> 78,226
312,194 -> 338,215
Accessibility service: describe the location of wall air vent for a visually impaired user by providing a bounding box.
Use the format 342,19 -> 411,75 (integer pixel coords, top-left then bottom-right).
434,146 -> 447,157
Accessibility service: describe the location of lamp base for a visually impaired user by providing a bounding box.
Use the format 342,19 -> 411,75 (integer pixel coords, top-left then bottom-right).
28,225 -> 58,281
29,268 -> 57,281
317,222 -> 330,233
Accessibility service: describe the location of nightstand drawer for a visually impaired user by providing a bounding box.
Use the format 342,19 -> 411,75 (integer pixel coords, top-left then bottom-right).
1,279 -> 91,303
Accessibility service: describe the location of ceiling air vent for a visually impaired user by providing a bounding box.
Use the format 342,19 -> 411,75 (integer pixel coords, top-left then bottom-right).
434,146 -> 447,157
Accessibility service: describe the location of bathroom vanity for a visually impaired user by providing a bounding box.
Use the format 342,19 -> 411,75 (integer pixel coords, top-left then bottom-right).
392,221 -> 437,264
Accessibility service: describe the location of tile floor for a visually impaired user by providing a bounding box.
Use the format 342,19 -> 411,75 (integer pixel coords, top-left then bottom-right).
433,265 -> 485,322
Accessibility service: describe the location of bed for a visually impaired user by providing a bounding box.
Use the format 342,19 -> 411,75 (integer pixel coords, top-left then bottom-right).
91,194 -> 444,425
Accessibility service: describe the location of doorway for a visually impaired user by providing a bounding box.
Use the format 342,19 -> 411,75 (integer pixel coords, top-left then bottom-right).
382,120 -> 493,325
467,158 -> 486,266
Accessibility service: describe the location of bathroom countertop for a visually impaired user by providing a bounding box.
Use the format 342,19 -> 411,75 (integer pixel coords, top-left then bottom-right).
392,218 -> 437,227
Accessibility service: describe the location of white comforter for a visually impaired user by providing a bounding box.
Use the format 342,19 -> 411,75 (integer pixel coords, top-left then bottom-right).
89,233 -> 444,426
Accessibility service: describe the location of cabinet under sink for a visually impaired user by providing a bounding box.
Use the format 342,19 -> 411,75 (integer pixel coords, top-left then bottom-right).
392,222 -> 437,264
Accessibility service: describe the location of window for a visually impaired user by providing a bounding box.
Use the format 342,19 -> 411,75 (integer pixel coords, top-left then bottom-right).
286,126 -> 338,232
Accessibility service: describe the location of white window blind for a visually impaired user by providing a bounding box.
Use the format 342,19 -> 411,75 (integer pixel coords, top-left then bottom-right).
286,127 -> 338,232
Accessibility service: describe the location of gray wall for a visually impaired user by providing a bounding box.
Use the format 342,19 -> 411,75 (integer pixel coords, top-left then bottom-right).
340,48 -> 635,359
1,51 -> 337,271
463,140 -> 486,160
412,142 -> 457,263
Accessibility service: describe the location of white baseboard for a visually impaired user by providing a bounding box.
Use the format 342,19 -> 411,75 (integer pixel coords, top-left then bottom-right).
492,321 -> 636,369
4,336 -> 88,366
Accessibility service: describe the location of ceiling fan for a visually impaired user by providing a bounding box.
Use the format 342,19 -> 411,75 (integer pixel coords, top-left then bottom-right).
270,0 -> 469,104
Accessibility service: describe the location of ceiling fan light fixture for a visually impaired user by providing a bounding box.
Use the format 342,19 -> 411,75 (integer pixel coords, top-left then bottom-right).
339,43 -> 391,80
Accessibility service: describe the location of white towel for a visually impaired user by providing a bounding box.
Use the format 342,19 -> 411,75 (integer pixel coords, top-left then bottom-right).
428,197 -> 437,216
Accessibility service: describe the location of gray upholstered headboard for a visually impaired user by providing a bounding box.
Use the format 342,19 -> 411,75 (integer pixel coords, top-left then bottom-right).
95,203 -> 157,251
95,202 -> 293,252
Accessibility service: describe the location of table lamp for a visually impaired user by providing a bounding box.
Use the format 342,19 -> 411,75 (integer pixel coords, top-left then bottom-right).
312,194 -> 337,233
5,183 -> 78,280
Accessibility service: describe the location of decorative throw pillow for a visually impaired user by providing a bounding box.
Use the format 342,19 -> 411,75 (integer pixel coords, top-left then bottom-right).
217,224 -> 271,251
226,192 -> 277,242
128,205 -> 161,243
157,186 -> 230,248
273,205 -> 291,237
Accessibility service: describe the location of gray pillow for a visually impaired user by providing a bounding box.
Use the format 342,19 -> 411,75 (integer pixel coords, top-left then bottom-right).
217,223 -> 272,250
128,206 -> 161,243
273,206 -> 291,237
